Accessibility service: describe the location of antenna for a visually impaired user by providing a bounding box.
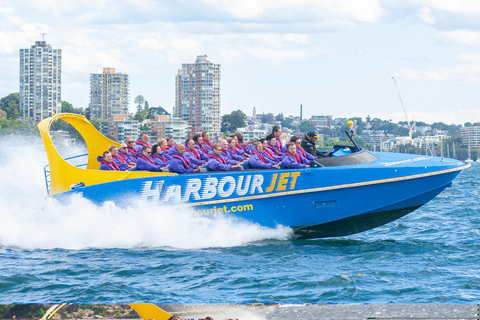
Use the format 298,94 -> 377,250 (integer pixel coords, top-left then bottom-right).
392,77 -> 413,138
41,33 -> 47,41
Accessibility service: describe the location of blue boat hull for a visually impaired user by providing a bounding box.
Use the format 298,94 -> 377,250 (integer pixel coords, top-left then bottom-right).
54,152 -> 468,239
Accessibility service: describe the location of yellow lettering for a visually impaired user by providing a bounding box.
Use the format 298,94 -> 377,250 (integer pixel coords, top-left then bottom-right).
223,205 -> 230,213
231,206 -> 237,212
265,174 -> 278,192
289,172 -> 301,189
276,172 -> 290,191
218,208 -> 223,213
243,204 -> 253,211
210,208 -> 215,215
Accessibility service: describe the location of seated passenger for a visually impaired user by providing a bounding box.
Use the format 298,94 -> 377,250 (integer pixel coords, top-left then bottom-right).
265,134 -> 283,160
125,137 -> 137,159
207,144 -> 243,171
136,146 -> 165,171
184,138 -> 207,167
220,139 -> 246,170
262,138 -> 280,163
166,136 -> 177,149
293,136 -> 316,162
250,141 -> 280,169
282,142 -> 310,169
235,131 -> 251,156
151,144 -> 170,168
193,134 -> 209,161
170,144 -> 201,174
226,137 -> 246,162
157,138 -> 172,162
97,151 -> 121,171
118,143 -> 137,169
201,130 -> 213,153
109,145 -> 129,171
135,133 -> 151,153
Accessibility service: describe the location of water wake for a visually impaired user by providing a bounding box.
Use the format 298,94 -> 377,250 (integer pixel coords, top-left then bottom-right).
0,135 -> 291,250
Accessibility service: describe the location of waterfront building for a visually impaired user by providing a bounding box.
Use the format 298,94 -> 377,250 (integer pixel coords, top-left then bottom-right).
460,126 -> 480,148
19,40 -> 62,121
176,55 -> 221,134
89,68 -> 129,120
99,115 -> 139,142
150,115 -> 188,143
310,115 -> 333,128
236,127 -> 267,142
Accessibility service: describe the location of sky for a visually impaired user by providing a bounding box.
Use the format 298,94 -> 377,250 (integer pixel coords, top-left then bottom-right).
2,0 -> 480,125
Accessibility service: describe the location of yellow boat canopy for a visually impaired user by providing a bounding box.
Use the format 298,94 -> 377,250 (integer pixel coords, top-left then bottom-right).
38,113 -> 176,196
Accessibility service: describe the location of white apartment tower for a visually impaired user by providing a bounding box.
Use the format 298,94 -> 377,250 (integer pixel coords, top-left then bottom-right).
89,68 -> 129,120
19,40 -> 62,121
176,55 -> 221,134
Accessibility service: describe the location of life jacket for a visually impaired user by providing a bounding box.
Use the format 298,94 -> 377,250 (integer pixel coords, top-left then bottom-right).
203,140 -> 213,148
208,153 -> 227,164
136,140 -> 149,147
152,154 -> 166,162
185,148 -> 201,160
251,151 -> 266,163
127,147 -> 137,157
228,146 -> 239,155
286,152 -> 301,163
221,150 -> 232,159
118,153 -> 130,162
264,147 -> 275,158
298,147 -> 307,158
172,154 -> 190,169
112,155 -> 127,163
267,143 -> 279,156
101,160 -> 120,171
197,144 -> 208,154
137,153 -> 154,165
275,138 -> 283,154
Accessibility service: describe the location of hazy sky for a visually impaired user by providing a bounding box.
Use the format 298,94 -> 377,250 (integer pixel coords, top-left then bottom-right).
2,0 -> 480,125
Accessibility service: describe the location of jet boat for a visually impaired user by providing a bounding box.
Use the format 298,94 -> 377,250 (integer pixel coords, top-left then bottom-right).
38,113 -> 470,239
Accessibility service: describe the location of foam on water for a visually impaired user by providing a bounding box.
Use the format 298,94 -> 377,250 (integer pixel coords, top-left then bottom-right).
0,135 -> 291,250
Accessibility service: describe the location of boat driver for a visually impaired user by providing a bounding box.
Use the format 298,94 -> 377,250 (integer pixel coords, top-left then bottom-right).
301,132 -> 328,158
282,142 -> 310,169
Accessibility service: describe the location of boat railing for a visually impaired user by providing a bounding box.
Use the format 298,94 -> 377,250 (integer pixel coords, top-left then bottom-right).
43,153 -> 88,195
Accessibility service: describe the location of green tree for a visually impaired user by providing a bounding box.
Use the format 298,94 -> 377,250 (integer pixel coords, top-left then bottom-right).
299,120 -> 315,133
0,109 -> 6,119
221,110 -> 246,133
0,93 -> 20,120
61,101 -> 75,113
147,106 -> 170,119
134,95 -> 145,113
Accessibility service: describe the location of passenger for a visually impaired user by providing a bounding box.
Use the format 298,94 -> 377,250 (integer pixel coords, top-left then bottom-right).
184,138 -> 207,167
272,125 -> 284,155
226,137 -> 246,162
293,136 -> 316,162
246,138 -> 258,152
201,130 -> 213,153
166,136 -> 177,149
157,138 -> 172,162
118,143 -> 137,169
135,133 -> 151,153
170,144 -> 201,173
220,139 -> 246,169
301,131 -> 328,158
193,134 -> 209,161
234,132 -> 251,157
250,141 -> 280,169
136,146 -> 165,171
265,134 -> 283,160
207,144 -> 243,171
151,144 -> 169,168
125,137 -> 137,159
282,142 -> 310,169
97,151 -> 121,171
109,145 -> 129,171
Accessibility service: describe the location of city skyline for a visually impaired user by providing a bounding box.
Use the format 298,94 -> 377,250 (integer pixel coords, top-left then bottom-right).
3,1 -> 480,125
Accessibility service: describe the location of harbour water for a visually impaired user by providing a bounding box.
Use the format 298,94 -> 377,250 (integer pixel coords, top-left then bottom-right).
0,135 -> 479,304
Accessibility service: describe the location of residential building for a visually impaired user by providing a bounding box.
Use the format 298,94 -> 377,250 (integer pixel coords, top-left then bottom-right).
176,55 -> 221,134
236,127 -> 267,142
150,115 -> 188,143
89,68 -> 129,120
310,115 -> 332,128
99,115 -> 140,143
461,126 -> 480,148
19,40 -> 62,121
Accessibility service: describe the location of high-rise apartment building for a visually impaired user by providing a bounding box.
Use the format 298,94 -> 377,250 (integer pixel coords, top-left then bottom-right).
176,55 -> 220,134
19,40 -> 62,121
99,115 -> 140,143
89,68 -> 129,120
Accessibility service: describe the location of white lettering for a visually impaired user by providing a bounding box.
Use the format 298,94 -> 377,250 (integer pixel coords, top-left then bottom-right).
163,185 -> 182,202
201,177 -> 218,199
218,176 -> 236,198
236,175 -> 251,196
250,174 -> 264,194
140,180 -> 164,202
183,178 -> 202,201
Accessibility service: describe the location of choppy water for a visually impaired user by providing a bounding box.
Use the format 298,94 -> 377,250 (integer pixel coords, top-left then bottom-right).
0,135 -> 479,303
